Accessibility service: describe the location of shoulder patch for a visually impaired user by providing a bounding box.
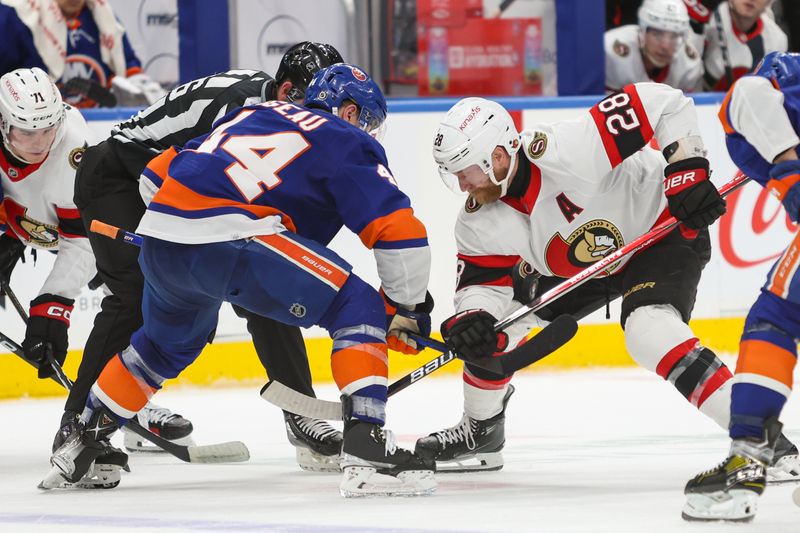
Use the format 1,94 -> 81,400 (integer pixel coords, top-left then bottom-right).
68,147 -> 85,170
527,131 -> 548,159
613,40 -> 630,57
685,43 -> 698,60
465,195 -> 482,213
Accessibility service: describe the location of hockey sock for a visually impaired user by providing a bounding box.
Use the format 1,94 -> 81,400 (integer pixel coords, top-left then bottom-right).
463,367 -> 512,420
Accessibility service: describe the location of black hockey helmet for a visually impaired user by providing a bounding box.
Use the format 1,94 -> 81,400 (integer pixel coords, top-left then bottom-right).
275,41 -> 344,102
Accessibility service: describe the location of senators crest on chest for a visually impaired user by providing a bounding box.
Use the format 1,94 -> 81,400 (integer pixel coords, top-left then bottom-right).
544,219 -> 624,278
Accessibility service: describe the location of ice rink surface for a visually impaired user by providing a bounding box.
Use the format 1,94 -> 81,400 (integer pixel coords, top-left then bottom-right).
1,367 -> 798,532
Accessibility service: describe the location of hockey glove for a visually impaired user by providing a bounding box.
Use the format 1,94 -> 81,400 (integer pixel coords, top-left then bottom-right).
441,310 -> 509,363
23,294 -> 74,378
383,290 -> 434,354
511,259 -> 540,305
767,160 -> 800,223
664,157 -> 726,230
0,234 -> 25,286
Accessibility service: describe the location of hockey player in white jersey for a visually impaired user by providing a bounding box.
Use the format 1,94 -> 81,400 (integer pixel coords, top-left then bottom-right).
689,0 -> 787,91
605,0 -> 702,93
418,83 -> 800,479
0,68 -> 191,488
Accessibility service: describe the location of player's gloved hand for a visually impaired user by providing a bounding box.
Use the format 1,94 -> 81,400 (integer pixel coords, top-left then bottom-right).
441,310 -> 508,362
767,159 -> 800,223
23,294 -> 74,378
664,157 -> 726,230
383,290 -> 434,354
0,234 -> 25,287
511,259 -> 540,305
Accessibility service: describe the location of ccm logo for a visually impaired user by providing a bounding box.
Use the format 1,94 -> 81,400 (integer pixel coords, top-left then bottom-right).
47,306 -> 71,320
665,171 -> 698,193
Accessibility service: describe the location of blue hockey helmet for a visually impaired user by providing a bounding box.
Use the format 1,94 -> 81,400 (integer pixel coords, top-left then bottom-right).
303,64 -> 387,134
754,52 -> 800,88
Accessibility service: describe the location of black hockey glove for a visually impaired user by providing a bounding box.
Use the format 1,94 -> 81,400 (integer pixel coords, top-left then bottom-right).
23,294 -> 74,378
766,160 -> 800,223
383,290 -> 434,354
664,157 -> 726,230
441,310 -> 508,363
511,259 -> 540,305
0,234 -> 25,287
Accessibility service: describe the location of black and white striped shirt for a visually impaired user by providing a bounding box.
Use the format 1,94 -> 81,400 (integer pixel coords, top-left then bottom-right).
108,69 -> 275,177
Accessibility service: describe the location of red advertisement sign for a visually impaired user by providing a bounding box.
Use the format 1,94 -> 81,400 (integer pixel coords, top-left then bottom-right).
417,0 -> 542,96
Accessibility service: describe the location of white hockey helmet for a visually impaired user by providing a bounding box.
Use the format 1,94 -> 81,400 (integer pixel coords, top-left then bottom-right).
432,97 -> 520,195
638,0 -> 690,35
0,67 -> 65,136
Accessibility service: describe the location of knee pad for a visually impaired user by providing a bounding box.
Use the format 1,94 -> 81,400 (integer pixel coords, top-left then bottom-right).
319,274 -> 386,334
624,304 -> 695,373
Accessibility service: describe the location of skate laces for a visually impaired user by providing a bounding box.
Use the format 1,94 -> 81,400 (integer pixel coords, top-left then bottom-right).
143,405 -> 181,426
434,415 -> 477,450
380,428 -> 398,456
294,415 -> 340,441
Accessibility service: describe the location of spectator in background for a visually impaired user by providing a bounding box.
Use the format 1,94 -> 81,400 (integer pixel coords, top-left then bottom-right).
607,0 -> 646,28
606,0 -> 702,93
685,0 -> 787,91
0,0 -> 164,107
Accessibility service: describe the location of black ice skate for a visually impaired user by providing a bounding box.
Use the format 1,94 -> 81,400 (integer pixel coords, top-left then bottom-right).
682,419 -> 781,522
339,419 -> 436,497
39,406 -> 124,490
415,384 -> 514,473
123,402 -> 194,452
284,411 -> 343,472
766,433 -> 800,483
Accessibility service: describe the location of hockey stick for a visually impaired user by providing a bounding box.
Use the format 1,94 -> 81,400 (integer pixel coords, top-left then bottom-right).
0,283 -> 249,463
90,220 -> 144,247
260,173 -> 752,419
259,315 -> 578,421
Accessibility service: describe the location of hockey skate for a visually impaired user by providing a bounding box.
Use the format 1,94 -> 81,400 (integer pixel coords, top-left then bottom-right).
682,419 -> 781,522
766,433 -> 800,483
415,385 -> 514,473
339,419 -> 436,498
284,411 -> 343,472
123,402 -> 194,452
39,406 -> 125,490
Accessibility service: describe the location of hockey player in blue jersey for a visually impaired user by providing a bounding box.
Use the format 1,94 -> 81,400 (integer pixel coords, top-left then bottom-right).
683,51 -> 800,522
40,64 -> 437,497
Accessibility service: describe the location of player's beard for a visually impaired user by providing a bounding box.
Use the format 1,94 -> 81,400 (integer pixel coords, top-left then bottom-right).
471,183 -> 503,205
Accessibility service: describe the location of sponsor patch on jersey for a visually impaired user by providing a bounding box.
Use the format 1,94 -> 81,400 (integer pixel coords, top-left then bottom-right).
464,195 -> 482,213
545,219 -> 624,277
613,40 -> 629,57
527,131 -> 548,159
68,147 -> 85,170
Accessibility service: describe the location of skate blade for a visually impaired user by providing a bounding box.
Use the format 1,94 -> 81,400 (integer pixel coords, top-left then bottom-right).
38,463 -> 122,490
767,455 -> 800,484
339,466 -> 436,498
682,490 -> 758,522
296,447 -> 341,473
435,452 -> 503,473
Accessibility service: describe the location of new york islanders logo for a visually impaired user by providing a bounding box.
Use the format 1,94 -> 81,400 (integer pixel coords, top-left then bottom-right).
351,67 -> 367,81
544,220 -> 624,277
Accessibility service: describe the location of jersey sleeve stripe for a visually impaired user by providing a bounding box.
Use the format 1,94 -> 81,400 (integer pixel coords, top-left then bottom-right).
718,85 -> 736,135
56,207 -> 87,238
624,84 -> 654,140
254,233 -> 350,291
358,208 -> 428,250
589,105 -> 623,167
457,253 -> 519,269
373,237 -> 429,250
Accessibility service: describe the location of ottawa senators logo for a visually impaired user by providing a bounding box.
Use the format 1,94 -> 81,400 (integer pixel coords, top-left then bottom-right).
527,131 -> 547,159
685,43 -> 698,60
464,195 -> 482,213
613,40 -> 629,57
19,217 -> 59,248
544,219 -> 624,277
68,147 -> 85,170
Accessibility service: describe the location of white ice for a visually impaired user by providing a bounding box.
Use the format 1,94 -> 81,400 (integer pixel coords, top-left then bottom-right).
1,367 -> 799,532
